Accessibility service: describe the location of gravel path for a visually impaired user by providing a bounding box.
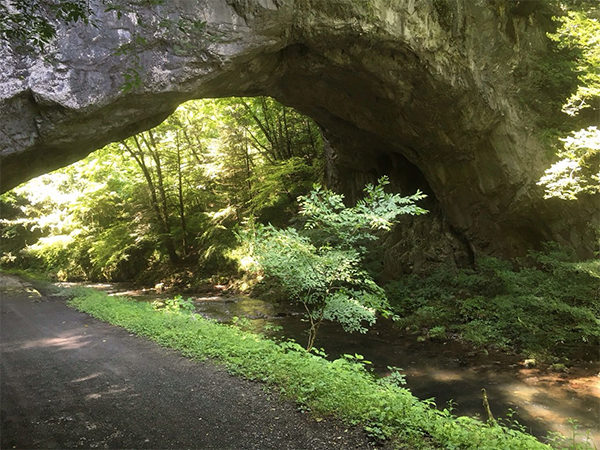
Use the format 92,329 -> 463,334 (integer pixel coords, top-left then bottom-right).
0,274 -> 373,449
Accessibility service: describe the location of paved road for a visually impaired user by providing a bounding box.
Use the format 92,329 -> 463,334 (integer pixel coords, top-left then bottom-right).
0,274 -> 371,449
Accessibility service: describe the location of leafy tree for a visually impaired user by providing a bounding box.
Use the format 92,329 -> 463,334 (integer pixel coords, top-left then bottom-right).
242,177 -> 427,350
539,7 -> 600,200
538,126 -> 600,199
0,190 -> 44,267
214,97 -> 323,223
248,157 -> 319,225
1,97 -> 323,283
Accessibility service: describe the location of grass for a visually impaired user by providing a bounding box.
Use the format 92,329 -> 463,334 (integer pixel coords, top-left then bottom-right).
67,287 -> 549,449
0,267 -> 52,281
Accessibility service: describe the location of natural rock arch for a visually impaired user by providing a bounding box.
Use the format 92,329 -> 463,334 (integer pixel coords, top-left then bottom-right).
1,0 -> 597,264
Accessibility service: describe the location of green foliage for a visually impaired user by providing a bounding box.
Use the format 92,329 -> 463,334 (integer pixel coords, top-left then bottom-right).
214,97 -> 323,223
548,10 -> 600,117
1,97 -> 323,284
299,179 -> 427,249
68,287 -> 548,449
538,126 -> 600,199
152,295 -> 195,314
249,156 -> 321,225
0,147 -> 160,281
0,0 -> 91,52
385,245 -> 600,361
379,366 -> 407,388
428,325 -> 447,340
245,225 -> 385,339
120,65 -> 143,93
0,191 -> 42,267
539,7 -> 600,200
242,178 -> 426,349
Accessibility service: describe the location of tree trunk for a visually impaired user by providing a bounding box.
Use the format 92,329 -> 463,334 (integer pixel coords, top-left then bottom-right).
125,136 -> 179,265
176,132 -> 188,258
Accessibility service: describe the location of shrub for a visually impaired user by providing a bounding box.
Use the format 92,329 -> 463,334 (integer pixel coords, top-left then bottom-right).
241,177 -> 426,350
385,246 -> 600,360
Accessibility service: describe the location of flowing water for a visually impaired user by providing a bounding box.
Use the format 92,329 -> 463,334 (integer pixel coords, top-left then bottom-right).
61,282 -> 600,447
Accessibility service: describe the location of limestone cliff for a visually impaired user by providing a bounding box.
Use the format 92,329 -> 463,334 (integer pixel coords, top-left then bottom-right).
0,0 -> 597,268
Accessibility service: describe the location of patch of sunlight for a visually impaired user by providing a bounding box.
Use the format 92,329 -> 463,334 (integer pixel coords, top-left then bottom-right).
428,369 -> 465,383
25,287 -> 41,298
210,205 -> 236,221
507,383 -> 545,402
502,381 -> 600,446
85,386 -> 130,400
239,255 -> 257,271
30,234 -> 74,249
108,290 -> 140,297
84,283 -> 114,289
15,172 -> 105,210
568,375 -> 600,397
573,259 -> 600,279
34,210 -> 74,232
517,368 -> 600,398
203,139 -> 223,179
71,372 -> 103,383
9,333 -> 91,352
195,295 -> 223,302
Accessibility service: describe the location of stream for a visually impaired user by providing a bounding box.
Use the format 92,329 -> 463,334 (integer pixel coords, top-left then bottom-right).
60,282 -> 600,447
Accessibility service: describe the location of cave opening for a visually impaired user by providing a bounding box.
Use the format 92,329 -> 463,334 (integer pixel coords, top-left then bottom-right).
2,96 -> 447,283
1,0 -> 597,277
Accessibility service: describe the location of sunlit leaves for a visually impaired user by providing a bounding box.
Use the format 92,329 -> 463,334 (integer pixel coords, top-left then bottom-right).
243,179 -> 427,347
538,126 -> 600,199
539,8 -> 600,201
322,290 -> 379,333
300,176 -> 427,248
548,10 -> 600,116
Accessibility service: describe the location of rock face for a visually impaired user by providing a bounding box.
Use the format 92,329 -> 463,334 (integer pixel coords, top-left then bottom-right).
0,0 -> 597,267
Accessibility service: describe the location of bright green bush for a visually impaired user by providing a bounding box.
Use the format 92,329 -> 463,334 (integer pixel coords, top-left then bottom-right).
68,288 -> 547,449
242,177 -> 427,350
151,295 -> 195,314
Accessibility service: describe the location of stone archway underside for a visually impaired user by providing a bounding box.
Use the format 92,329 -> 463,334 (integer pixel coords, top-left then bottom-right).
1,0 -> 597,267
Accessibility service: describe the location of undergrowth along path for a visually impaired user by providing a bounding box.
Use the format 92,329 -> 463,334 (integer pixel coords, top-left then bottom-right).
68,286 -> 549,449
